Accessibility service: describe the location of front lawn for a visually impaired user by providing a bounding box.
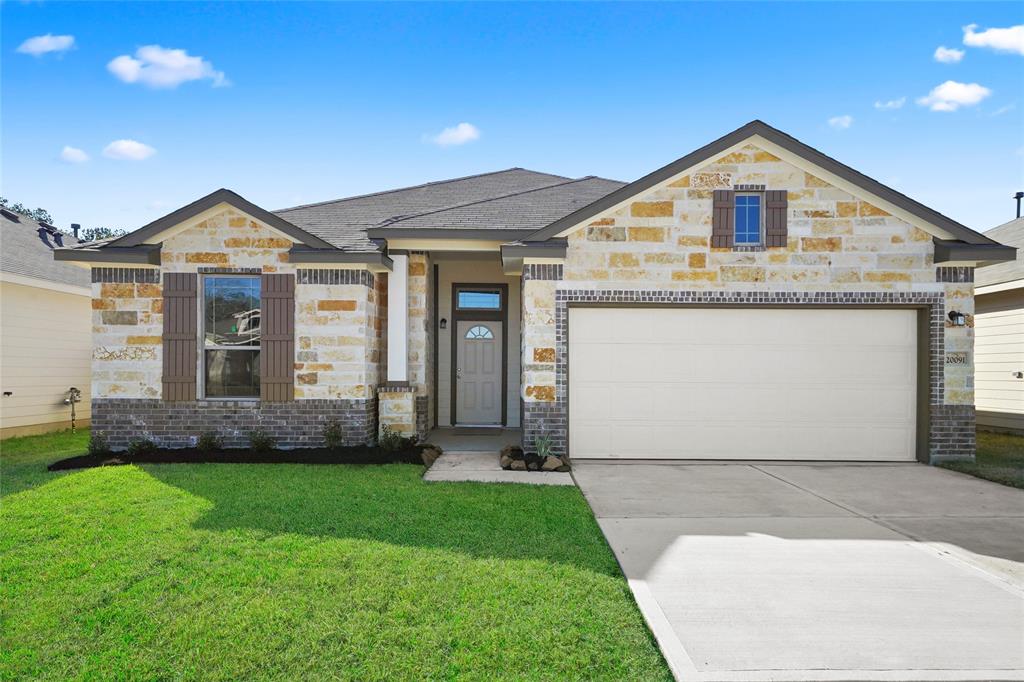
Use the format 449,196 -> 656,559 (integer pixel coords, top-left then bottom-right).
0,430 -> 670,681
939,430 -> 1024,489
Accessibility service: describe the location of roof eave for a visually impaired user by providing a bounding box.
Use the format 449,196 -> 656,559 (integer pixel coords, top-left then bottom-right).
499,240 -> 567,274
288,247 -> 393,271
366,227 -> 537,241
933,239 -> 1017,265
53,244 -> 162,266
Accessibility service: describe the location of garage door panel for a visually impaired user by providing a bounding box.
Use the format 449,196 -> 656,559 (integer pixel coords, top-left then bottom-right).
574,345 -> 914,386
569,308 -> 917,461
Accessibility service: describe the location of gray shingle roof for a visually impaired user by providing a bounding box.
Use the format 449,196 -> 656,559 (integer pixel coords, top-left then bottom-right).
378,176 -> 626,232
977,217 -> 1024,288
273,168 -> 607,251
1,214 -> 90,288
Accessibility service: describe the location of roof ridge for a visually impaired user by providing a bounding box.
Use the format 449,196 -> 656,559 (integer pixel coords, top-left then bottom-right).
378,175 -> 604,227
274,168 -> 571,214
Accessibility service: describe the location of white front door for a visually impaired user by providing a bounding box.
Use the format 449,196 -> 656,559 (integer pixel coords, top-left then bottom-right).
456,321 -> 502,425
569,307 -> 918,461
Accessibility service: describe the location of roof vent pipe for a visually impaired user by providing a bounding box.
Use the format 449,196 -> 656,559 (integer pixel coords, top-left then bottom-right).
1015,192 -> 1023,219
71,223 -> 81,239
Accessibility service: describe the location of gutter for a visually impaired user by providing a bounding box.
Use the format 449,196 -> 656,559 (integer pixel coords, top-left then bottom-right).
288,247 -> 393,271
933,239 -> 1016,265
53,244 -> 162,265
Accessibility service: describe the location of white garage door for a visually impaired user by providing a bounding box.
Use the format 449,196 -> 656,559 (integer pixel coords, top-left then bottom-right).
569,307 -> 918,461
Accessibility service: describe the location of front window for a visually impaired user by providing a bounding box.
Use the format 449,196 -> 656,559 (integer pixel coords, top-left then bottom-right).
734,194 -> 762,244
203,276 -> 260,397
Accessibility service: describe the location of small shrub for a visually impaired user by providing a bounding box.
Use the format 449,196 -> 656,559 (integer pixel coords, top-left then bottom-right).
126,438 -> 158,457
378,424 -> 404,453
88,432 -> 111,457
249,429 -> 276,454
322,419 -> 345,450
196,431 -> 223,454
535,434 -> 553,460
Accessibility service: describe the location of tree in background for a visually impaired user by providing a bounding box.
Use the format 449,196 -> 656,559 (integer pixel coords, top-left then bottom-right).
0,196 -> 127,242
0,196 -> 53,225
79,226 -> 128,242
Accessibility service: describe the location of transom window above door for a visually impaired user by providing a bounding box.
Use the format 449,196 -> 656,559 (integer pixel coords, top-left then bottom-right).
456,289 -> 501,310
464,325 -> 494,340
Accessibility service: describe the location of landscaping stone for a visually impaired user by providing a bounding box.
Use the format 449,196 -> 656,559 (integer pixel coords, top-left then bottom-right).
510,459 -> 527,471
420,446 -> 442,468
541,456 -> 564,471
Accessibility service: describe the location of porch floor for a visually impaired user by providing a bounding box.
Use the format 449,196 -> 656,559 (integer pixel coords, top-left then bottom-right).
425,427 -> 522,453
423,451 -> 574,486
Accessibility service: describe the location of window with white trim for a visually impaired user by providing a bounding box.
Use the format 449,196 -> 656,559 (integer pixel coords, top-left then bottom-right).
203,276 -> 261,397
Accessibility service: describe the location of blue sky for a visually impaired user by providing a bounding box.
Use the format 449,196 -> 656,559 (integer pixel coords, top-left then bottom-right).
3,2 -> 1022,233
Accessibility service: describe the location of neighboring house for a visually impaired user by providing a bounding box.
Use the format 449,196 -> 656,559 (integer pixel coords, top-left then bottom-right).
1,211 -> 92,437
55,121 -> 1014,462
974,216 -> 1023,434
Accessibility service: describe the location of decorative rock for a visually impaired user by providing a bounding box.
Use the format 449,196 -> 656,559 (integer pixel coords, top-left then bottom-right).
420,447 -> 442,468
555,465 -> 571,473
541,456 -> 564,471
526,460 -> 540,471
499,453 -> 513,469
510,459 -> 527,471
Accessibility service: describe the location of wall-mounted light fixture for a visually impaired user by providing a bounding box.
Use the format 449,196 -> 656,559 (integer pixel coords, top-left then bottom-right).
440,318 -> 447,330
947,310 -> 967,327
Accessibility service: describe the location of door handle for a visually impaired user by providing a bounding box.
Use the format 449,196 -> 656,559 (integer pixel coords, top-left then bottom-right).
457,368 -> 462,380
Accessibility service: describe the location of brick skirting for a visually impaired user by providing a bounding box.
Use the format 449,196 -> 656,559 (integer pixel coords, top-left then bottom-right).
91,398 -> 376,450
520,288 -> 974,463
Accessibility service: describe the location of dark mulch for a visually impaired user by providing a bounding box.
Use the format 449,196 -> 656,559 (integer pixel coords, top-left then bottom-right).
48,444 -> 432,471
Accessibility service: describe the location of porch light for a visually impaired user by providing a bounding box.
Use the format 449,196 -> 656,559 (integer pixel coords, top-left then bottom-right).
947,310 -> 967,327
440,318 -> 447,330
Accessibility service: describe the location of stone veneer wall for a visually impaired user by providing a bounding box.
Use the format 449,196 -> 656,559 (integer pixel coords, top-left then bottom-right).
407,253 -> 433,423
520,144 -> 976,462
90,208 -> 384,448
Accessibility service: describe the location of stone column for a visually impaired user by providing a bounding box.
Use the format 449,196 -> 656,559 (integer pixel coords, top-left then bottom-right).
520,263 -> 564,457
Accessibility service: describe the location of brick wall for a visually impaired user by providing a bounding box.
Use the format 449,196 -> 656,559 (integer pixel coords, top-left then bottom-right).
92,397 -> 375,450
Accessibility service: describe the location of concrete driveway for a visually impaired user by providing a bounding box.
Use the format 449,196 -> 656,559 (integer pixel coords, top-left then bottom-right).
573,462 -> 1024,681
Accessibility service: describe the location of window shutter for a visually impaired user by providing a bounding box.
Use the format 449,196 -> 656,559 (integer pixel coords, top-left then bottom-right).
765,190 -> 789,248
260,273 -> 295,402
162,273 -> 198,401
711,189 -> 735,248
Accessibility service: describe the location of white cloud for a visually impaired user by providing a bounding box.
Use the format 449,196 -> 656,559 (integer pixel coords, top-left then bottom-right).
60,146 -> 89,164
827,115 -> 853,130
16,34 -> 75,57
103,139 -> 157,161
426,122 -> 481,147
962,24 -> 1024,56
933,46 -> 965,63
874,97 -> 906,110
916,80 -> 992,111
107,45 -> 228,89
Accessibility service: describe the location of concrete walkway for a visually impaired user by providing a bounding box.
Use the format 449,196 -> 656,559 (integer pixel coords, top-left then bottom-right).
423,451 -> 574,486
574,461 -> 1024,682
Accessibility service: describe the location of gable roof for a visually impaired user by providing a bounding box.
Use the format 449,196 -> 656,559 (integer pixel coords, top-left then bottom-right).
524,120 -> 1006,251
367,176 -> 625,238
1,213 -> 90,288
275,168 -> 579,251
976,217 -> 1024,288
110,188 -> 336,249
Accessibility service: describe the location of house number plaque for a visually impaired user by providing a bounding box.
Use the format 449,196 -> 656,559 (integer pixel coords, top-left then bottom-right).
945,352 -> 969,365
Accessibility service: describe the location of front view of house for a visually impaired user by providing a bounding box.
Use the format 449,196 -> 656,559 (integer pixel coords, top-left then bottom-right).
56,121 -> 1015,463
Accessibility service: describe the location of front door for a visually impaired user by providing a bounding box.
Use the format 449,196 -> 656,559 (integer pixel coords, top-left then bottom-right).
456,320 -> 502,424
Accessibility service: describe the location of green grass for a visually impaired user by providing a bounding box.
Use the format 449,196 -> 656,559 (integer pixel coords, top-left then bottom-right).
939,430 -> 1024,489
0,430 -> 670,681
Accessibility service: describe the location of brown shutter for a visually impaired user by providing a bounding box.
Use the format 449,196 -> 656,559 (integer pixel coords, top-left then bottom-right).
711,189 -> 735,248
162,273 -> 198,401
765,190 -> 789,248
260,273 -> 295,402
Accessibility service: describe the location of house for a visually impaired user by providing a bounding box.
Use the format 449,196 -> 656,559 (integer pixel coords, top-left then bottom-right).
974,215 -> 1023,434
55,121 -> 1015,462
1,211 -> 92,437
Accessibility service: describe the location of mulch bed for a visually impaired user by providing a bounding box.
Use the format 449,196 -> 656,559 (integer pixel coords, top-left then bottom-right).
48,445 -> 432,471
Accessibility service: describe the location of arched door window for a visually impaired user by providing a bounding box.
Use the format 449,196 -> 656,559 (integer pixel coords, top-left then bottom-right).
464,325 -> 494,340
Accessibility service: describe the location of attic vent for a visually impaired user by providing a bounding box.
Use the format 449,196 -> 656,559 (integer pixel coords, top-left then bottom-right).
0,208 -> 20,222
